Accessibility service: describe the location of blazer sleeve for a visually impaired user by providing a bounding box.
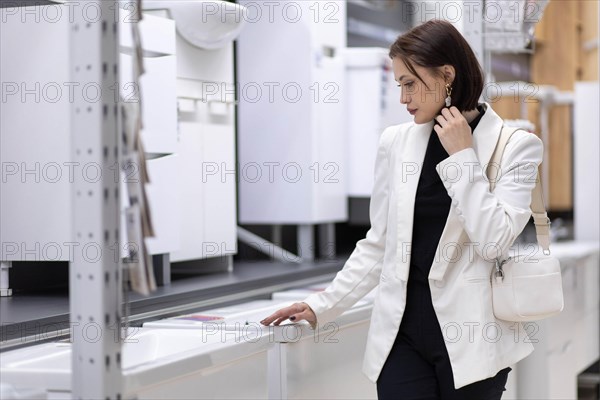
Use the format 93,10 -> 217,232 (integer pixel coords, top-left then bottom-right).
301,125 -> 397,329
435,130 -> 544,262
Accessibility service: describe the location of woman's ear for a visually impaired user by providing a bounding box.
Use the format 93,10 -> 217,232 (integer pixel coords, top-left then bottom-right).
442,65 -> 456,84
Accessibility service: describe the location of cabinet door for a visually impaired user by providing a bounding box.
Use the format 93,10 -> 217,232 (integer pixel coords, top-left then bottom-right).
345,63 -> 383,197
145,154 -> 181,255
170,122 -> 205,262
202,120 -> 237,257
312,54 -> 347,222
171,119 -> 238,262
546,339 -> 577,399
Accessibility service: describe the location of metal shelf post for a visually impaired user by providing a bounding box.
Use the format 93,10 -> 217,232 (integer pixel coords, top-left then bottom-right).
69,1 -> 123,398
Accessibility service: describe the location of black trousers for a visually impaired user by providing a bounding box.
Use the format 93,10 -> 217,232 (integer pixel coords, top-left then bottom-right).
376,264 -> 512,400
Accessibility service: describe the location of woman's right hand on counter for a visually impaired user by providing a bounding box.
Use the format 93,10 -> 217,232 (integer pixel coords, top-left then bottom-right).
260,302 -> 317,329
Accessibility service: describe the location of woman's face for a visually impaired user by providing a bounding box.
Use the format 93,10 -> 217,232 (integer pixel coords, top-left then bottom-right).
391,57 -> 448,124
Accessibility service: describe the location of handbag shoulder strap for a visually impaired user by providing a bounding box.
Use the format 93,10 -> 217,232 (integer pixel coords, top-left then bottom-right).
486,125 -> 551,254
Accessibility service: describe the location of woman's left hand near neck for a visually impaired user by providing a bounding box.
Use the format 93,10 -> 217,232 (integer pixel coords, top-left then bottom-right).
434,106 -> 474,156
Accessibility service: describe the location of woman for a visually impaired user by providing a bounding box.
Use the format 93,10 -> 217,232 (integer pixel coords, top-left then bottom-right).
260,19 -> 543,400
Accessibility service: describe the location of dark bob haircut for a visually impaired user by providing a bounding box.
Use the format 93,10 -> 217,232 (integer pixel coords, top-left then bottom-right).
388,19 -> 484,112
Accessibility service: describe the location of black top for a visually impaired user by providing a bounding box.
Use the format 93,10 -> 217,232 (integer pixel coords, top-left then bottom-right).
409,103 -> 486,279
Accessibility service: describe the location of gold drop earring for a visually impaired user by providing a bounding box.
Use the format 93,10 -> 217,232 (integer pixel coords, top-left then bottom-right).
445,83 -> 452,107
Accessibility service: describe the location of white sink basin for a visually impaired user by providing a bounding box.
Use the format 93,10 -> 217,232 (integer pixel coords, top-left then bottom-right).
0,328 -> 273,394
1,329 -> 222,372
142,0 -> 248,49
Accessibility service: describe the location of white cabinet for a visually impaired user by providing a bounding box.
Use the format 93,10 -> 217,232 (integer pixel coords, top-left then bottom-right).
516,241 -> 600,399
171,118 -> 237,262
1,5 -> 71,262
120,8 -> 240,262
167,28 -> 238,262
574,82 -> 600,241
344,48 -> 412,197
284,308 -> 377,400
236,0 -> 348,224
142,287 -> 378,399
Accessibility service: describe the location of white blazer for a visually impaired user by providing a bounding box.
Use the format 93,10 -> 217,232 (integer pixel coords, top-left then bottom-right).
302,101 -> 543,390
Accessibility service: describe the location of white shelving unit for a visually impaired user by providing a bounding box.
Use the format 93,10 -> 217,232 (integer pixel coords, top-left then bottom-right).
0,6 -> 181,293
0,1 -> 152,397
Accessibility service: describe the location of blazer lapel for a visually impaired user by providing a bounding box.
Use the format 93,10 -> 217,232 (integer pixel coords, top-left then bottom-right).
393,120 -> 433,281
427,102 -> 505,281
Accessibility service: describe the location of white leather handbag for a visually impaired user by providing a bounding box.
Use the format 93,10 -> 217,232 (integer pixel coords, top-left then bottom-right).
486,125 -> 565,322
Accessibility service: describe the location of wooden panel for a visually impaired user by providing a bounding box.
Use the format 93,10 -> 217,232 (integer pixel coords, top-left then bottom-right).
525,102 -> 541,139
490,97 -> 523,120
532,1 -> 578,90
530,0 -> 580,211
579,0 -> 599,81
581,47 -> 598,81
524,100 -> 572,211
548,106 -> 573,209
579,0 -> 599,43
